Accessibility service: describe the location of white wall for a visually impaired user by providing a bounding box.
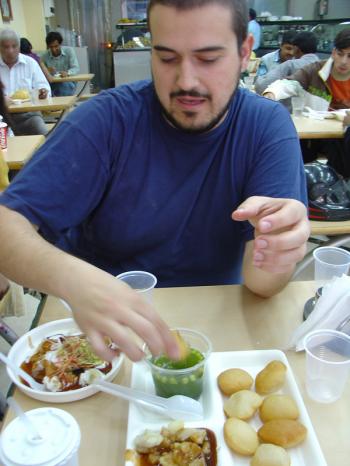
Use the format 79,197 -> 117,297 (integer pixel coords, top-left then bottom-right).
289,0 -> 350,19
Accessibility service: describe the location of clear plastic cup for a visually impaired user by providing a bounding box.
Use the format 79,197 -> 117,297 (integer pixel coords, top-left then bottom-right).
0,407 -> 81,465
291,95 -> 304,117
304,329 -> 350,403
313,246 -> 350,290
243,75 -> 255,90
30,89 -> 39,103
116,270 -> 157,303
143,328 -> 212,400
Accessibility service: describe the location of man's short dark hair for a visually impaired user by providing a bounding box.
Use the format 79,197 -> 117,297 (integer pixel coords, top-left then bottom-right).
249,8 -> 256,20
46,31 -> 63,47
334,28 -> 350,50
147,0 -> 248,49
293,31 -> 317,54
281,31 -> 296,45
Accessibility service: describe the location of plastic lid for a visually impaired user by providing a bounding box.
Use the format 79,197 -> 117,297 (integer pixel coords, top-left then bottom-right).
0,407 -> 80,466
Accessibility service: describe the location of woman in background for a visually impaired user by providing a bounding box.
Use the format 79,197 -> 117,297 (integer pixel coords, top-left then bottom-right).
20,38 -> 53,82
20,38 -> 41,64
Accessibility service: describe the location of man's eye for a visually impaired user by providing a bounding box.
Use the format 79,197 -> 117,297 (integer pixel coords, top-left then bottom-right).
159,56 -> 176,63
198,57 -> 219,63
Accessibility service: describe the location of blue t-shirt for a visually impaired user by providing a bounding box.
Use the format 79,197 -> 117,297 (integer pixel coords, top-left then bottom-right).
0,81 -> 306,286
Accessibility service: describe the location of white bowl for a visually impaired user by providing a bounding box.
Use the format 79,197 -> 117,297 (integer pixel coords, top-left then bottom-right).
7,318 -> 124,403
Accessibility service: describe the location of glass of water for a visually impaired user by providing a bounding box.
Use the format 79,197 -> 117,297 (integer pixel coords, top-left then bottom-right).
304,329 -> 350,403
291,95 -> 305,117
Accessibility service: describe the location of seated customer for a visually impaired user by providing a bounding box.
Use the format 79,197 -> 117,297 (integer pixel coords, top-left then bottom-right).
41,32 -> 79,96
255,31 -> 319,95
20,38 -> 40,64
257,31 -> 296,76
0,29 -> 50,136
264,29 -> 350,177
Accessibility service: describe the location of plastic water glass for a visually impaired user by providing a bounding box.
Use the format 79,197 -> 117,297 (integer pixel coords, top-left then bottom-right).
243,75 -> 255,91
291,96 -> 304,117
313,246 -> 350,290
116,270 -> 157,303
30,89 -> 39,103
304,329 -> 350,403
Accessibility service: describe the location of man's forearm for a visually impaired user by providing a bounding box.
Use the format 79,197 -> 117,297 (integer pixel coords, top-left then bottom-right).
0,206 -> 85,299
242,240 -> 294,298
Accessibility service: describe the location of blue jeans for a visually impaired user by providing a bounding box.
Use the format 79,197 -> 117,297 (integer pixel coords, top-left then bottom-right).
50,82 -> 77,96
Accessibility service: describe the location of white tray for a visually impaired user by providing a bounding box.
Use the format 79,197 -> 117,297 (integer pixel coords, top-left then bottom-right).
125,350 -> 327,465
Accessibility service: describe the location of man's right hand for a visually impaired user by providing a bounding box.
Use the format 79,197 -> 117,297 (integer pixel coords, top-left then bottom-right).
64,263 -> 180,362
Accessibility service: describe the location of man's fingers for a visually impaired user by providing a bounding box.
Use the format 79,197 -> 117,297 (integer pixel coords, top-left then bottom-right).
128,294 -> 180,359
255,224 -> 310,253
87,330 -> 122,361
232,196 -> 284,224
256,201 -> 308,234
253,244 -> 307,268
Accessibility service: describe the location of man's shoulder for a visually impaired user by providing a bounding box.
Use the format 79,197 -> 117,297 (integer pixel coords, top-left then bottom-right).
87,80 -> 155,118
18,53 -> 38,68
62,46 -> 76,55
234,89 -> 291,126
107,80 -> 154,101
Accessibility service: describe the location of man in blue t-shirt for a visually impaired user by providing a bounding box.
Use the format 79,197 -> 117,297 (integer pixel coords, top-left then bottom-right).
0,0 -> 309,362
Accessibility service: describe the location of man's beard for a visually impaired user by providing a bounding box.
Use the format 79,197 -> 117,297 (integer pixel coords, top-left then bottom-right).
155,81 -> 240,135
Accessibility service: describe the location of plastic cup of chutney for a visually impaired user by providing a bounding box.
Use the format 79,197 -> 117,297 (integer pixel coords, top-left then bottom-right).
143,328 -> 212,400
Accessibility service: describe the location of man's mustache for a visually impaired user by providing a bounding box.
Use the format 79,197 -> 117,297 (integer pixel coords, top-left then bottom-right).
170,90 -> 211,99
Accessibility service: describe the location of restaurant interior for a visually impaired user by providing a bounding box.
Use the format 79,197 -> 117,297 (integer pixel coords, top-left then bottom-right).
0,0 -> 349,465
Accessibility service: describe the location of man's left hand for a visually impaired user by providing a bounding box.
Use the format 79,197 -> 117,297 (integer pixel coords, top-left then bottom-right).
232,196 -> 310,274
38,89 -> 48,99
60,71 -> 68,77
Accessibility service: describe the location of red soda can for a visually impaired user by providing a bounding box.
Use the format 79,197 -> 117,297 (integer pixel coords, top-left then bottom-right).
0,116 -> 7,150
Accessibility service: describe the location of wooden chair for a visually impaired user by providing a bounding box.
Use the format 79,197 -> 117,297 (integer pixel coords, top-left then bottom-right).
293,220 -> 350,278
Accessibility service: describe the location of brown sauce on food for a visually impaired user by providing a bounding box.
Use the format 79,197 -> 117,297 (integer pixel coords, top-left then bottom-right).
137,428 -> 217,466
20,335 -> 113,391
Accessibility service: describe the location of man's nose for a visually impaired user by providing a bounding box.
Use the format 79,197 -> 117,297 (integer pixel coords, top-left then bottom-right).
176,60 -> 199,91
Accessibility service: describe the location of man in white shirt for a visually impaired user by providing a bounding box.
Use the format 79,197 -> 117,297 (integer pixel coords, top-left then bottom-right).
248,8 -> 261,51
0,29 -> 50,135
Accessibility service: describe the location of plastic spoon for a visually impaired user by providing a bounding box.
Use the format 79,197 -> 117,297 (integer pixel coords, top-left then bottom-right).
0,352 -> 45,391
85,370 -> 203,420
7,397 -> 43,441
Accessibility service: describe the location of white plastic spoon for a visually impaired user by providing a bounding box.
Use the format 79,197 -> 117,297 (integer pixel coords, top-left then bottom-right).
7,397 -> 43,441
85,369 -> 203,421
0,352 -> 45,391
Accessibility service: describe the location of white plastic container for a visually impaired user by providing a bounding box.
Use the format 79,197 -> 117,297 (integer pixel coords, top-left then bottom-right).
0,115 -> 8,150
0,407 -> 81,466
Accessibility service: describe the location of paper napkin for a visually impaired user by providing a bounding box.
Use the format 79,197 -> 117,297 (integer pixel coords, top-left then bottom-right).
288,275 -> 350,351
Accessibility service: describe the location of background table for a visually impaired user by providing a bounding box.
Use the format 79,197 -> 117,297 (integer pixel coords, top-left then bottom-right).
3,135 -> 45,170
8,96 -> 77,114
293,116 -> 344,139
3,281 -> 349,465
50,73 -> 95,97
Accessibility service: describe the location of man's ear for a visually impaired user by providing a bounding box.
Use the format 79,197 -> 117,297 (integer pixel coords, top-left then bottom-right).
240,34 -> 254,72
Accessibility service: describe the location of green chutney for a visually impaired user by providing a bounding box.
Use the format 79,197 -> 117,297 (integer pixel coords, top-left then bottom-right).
150,348 -> 205,400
